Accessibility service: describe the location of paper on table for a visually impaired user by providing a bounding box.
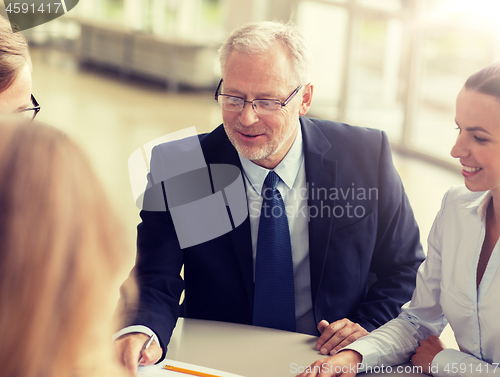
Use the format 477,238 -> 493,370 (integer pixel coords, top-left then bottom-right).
138,359 -> 246,377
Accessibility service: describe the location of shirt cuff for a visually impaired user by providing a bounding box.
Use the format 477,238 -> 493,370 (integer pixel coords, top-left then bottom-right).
432,349 -> 471,377
342,340 -> 378,372
112,325 -> 160,346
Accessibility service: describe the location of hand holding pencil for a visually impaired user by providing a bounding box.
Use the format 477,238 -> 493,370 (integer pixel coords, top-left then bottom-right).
114,333 -> 163,376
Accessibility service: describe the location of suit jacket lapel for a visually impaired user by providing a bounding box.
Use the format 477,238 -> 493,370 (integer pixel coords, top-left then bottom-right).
210,128 -> 254,310
301,117 -> 337,306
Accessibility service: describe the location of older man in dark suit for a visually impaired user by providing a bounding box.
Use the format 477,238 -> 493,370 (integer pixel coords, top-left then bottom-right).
114,20 -> 424,375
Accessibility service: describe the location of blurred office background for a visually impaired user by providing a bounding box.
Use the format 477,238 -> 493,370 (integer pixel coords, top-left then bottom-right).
2,0 -> 499,346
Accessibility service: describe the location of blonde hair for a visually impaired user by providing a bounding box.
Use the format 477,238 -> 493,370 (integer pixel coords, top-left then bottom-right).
0,121 -> 130,377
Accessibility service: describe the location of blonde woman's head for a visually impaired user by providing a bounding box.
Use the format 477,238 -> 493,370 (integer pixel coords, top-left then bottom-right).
0,121 -> 130,377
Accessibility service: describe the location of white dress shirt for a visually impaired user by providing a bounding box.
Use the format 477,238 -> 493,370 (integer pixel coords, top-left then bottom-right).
239,122 -> 315,335
347,185 -> 500,376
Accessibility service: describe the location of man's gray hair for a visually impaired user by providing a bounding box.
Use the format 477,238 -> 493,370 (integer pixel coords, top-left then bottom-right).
219,20 -> 313,87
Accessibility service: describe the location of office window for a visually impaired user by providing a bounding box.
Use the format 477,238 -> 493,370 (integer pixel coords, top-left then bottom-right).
297,0 -> 407,140
296,0 -> 500,168
149,0 -> 224,40
345,15 -> 405,141
411,28 -> 498,160
73,0 -> 223,41
297,1 -> 348,120
408,0 -> 500,161
356,0 -> 404,12
148,0 -> 181,36
201,0 -> 224,35
102,0 -> 125,23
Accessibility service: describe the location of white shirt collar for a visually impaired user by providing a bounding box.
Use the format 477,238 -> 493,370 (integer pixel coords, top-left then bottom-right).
239,120 -> 304,195
467,190 -> 492,219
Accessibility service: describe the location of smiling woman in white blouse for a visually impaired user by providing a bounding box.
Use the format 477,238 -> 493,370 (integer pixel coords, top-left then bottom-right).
298,62 -> 500,377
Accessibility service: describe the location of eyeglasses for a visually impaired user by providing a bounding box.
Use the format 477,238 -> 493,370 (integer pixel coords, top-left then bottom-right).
16,94 -> 41,121
214,79 -> 302,115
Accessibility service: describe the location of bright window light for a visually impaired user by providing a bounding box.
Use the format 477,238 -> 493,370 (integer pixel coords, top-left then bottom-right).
427,0 -> 500,34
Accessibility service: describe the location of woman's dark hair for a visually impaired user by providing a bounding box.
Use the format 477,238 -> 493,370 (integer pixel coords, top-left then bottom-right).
465,62 -> 500,99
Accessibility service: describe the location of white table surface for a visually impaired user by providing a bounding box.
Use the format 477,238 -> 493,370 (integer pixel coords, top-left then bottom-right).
163,318 -> 427,377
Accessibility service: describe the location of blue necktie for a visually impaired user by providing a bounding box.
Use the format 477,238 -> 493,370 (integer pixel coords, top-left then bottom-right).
253,171 -> 295,331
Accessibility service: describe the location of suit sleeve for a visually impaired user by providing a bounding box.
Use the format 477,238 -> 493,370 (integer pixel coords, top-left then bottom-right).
118,160 -> 185,360
131,208 -> 184,358
350,131 -> 425,331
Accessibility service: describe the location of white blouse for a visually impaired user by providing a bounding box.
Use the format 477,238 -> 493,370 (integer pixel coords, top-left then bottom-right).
347,185 -> 500,376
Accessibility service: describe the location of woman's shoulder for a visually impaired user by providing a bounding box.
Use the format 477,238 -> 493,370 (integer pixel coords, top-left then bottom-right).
442,185 -> 486,206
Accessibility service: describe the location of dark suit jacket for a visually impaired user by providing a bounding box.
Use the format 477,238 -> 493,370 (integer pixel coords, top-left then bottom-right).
121,117 -> 424,359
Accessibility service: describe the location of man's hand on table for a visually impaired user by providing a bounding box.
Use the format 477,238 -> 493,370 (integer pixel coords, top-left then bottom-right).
297,350 -> 361,377
114,333 -> 162,376
315,318 -> 369,355
411,335 -> 446,376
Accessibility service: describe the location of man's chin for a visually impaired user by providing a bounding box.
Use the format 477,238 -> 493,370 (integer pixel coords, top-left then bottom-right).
226,129 -> 273,161
233,143 -> 270,161
238,149 -> 269,162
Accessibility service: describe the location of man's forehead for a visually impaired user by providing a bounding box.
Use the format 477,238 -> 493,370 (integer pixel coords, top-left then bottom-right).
223,44 -> 292,71
222,49 -> 295,96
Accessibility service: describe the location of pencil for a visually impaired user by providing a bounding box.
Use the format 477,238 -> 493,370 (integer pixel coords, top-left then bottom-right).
164,364 -> 222,377
138,334 -> 155,364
